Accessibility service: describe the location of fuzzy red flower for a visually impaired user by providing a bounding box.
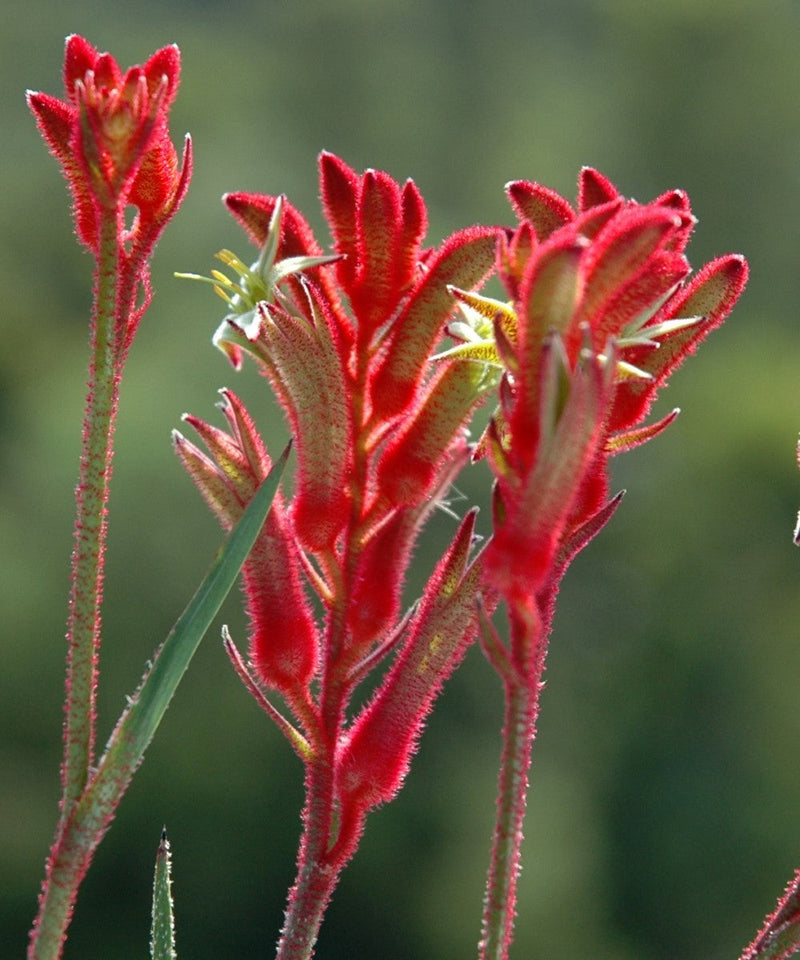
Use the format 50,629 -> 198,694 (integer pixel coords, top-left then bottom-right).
177,158 -> 749,960
178,152 -> 498,746
27,34 -> 191,254
174,390 -> 318,704
468,167 -> 748,605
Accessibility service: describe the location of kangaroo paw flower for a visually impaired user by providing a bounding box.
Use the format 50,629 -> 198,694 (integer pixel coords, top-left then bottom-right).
28,35 -> 191,256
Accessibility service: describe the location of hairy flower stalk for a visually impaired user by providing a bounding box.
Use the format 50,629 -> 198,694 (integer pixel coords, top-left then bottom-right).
740,870 -> 800,960
747,447 -> 800,960
464,167 -> 748,960
177,153 -> 499,959
27,36 -> 191,960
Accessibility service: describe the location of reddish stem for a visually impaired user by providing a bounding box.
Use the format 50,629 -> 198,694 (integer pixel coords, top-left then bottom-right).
273,344 -> 378,960
30,209 -> 123,960
274,751 -> 343,960
61,210 -> 122,815
479,599 -> 550,960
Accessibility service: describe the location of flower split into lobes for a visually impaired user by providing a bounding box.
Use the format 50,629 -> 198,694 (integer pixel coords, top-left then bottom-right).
27,34 -> 191,253
319,151 -> 429,340
336,508 -> 486,821
473,167 -> 748,601
223,189 -> 352,348
177,153 -> 503,747
189,194 -> 353,553
318,151 -> 500,426
173,390 -> 318,699
368,225 -> 500,426
189,155 -> 503,556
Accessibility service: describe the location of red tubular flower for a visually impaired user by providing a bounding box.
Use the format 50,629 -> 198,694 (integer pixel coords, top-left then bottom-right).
335,508 -> 485,827
174,390 -> 318,703
470,170 -> 747,960
28,35 -> 191,252
28,35 -> 192,356
319,151 -> 429,341
450,167 -> 749,603
178,156 -> 503,956
250,290 -> 355,554
375,359 -> 489,508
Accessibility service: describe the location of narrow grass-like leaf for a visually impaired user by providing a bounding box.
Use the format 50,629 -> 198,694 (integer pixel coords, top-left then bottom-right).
30,444 -> 290,960
150,829 -> 176,960
99,440 -> 291,777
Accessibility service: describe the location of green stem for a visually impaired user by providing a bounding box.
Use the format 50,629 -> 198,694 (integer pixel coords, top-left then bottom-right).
28,451 -> 288,960
479,603 -> 547,960
61,212 -> 121,814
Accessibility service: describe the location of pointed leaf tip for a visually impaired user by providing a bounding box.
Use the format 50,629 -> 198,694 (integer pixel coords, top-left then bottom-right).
151,828 -> 176,960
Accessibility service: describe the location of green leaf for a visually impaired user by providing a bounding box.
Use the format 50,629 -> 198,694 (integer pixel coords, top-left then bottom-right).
151,829 -> 176,960
28,445 -> 290,960
80,443 -> 291,818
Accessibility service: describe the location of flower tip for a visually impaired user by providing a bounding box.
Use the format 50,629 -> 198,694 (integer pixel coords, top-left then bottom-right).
143,42 -> 182,89
727,254 -> 750,294
24,89 -> 47,116
25,89 -> 49,110
63,34 -> 102,86
717,252 -> 749,283
63,33 -> 91,54
731,252 -> 749,275
578,165 -> 620,209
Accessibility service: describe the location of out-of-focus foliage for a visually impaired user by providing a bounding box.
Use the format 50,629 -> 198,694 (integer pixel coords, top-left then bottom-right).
2,1 -> 799,959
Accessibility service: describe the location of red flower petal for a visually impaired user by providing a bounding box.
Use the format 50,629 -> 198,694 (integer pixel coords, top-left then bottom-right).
578,166 -> 620,210
506,180 -> 575,240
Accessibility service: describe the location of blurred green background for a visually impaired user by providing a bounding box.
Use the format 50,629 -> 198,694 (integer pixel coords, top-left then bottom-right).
3,1 -> 800,958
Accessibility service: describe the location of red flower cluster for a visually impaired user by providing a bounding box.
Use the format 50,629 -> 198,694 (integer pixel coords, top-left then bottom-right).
475,168 -> 748,617
28,35 -> 191,355
176,153 -> 499,856
28,34 -> 190,250
28,35 -> 755,960
175,157 -> 747,925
